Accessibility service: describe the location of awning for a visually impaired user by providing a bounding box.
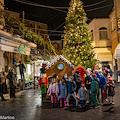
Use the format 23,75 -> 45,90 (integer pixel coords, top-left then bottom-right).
1,44 -> 30,55
94,48 -> 112,61
0,30 -> 37,55
114,43 -> 120,59
98,53 -> 112,61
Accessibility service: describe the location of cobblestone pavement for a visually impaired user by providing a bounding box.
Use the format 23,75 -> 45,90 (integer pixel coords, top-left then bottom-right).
0,84 -> 120,120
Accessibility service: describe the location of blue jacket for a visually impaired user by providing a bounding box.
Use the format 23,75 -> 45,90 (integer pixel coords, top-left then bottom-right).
97,74 -> 106,88
67,81 -> 76,94
59,84 -> 67,98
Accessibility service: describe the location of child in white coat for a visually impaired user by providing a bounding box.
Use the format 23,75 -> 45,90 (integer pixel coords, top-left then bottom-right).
47,77 -> 59,108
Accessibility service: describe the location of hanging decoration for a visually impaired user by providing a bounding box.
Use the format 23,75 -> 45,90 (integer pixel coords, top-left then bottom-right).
45,55 -> 75,70
56,62 -> 65,71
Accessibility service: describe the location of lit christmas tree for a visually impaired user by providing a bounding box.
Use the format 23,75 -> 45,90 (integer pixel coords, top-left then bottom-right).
63,0 -> 97,68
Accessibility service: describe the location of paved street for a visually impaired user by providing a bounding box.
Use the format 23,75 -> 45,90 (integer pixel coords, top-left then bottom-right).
0,84 -> 120,120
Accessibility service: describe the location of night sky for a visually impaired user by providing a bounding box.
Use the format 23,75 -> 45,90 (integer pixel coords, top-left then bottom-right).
4,0 -> 114,40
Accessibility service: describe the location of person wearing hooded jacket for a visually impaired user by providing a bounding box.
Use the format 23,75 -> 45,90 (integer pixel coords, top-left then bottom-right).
85,69 -> 92,102
7,68 -> 16,98
107,65 -> 113,77
90,74 -> 100,108
0,74 -> 6,101
97,70 -> 106,104
73,71 -> 82,94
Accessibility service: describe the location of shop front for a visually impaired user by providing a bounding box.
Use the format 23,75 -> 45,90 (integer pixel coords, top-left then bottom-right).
0,30 -> 37,88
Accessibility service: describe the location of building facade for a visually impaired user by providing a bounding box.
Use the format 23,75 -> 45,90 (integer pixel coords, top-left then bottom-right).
0,0 -> 4,28
88,18 -> 112,70
88,0 -> 120,81
109,0 -> 120,81
0,0 -> 37,81
4,10 -> 48,40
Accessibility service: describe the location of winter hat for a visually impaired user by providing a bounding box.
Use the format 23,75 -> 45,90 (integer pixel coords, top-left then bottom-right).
95,70 -> 98,74
75,71 -> 80,74
87,68 -> 91,72
107,65 -> 110,69
104,69 -> 109,74
109,77 -> 113,81
92,74 -> 97,79
98,70 -> 102,73
93,65 -> 97,69
87,68 -> 91,74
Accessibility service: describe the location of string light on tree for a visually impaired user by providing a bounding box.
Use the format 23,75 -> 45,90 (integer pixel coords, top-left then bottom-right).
62,0 -> 97,68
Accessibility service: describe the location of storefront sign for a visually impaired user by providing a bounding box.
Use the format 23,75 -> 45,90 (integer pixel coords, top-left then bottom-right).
18,45 -> 26,54
1,45 -> 14,52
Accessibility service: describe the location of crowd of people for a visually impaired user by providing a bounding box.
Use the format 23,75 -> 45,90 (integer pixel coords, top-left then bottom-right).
0,63 -> 115,111
47,65 -> 115,110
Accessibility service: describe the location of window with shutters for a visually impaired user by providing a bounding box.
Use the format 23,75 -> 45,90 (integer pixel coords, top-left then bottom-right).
99,27 -> 108,40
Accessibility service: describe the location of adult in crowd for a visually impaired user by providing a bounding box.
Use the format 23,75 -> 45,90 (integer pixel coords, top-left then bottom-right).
15,61 -> 26,80
73,71 -> 82,94
107,65 -> 113,77
78,84 -> 89,108
0,73 -> 6,101
1,69 -> 7,94
7,68 -> 17,98
97,70 -> 106,104
85,68 -> 92,102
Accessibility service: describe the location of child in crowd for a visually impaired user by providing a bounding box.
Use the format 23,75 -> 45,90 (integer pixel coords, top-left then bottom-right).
90,74 -> 100,108
63,74 -> 68,83
107,77 -> 115,105
104,68 -> 110,102
78,84 -> 89,108
47,77 -> 59,108
58,79 -> 67,108
66,76 -> 78,108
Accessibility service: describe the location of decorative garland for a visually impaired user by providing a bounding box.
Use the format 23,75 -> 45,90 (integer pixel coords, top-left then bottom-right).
56,62 -> 65,71
46,55 -> 75,70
